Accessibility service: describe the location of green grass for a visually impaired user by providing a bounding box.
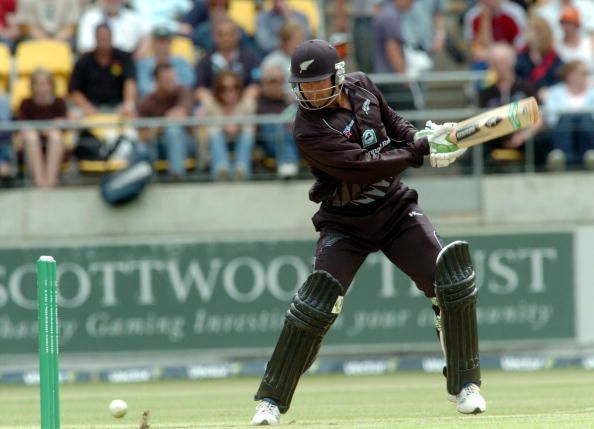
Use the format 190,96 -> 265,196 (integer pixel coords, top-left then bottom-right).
1,369 -> 594,428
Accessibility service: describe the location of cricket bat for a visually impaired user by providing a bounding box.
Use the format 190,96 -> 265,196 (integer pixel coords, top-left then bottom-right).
448,97 -> 540,148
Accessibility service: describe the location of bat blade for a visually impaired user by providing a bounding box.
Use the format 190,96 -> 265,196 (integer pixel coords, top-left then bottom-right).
449,97 -> 540,148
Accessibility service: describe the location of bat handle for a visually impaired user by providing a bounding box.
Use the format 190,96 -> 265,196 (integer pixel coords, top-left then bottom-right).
448,129 -> 458,144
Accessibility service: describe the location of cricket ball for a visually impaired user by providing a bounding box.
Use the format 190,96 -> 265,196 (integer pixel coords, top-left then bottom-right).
109,399 -> 128,418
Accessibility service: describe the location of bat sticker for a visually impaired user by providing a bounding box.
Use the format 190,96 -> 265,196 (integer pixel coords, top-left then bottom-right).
485,117 -> 502,128
455,124 -> 481,141
508,101 -> 522,129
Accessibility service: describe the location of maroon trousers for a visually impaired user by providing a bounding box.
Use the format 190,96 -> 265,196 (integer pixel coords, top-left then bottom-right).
312,188 -> 443,297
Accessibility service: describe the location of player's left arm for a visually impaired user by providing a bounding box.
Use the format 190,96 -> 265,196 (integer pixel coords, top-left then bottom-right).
296,127 -> 428,184
356,73 -> 465,168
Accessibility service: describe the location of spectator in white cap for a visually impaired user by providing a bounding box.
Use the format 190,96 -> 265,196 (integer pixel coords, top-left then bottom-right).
533,0 -> 594,43
556,5 -> 594,71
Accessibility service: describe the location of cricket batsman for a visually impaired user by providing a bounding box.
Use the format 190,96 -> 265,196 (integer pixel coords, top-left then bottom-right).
251,39 -> 485,426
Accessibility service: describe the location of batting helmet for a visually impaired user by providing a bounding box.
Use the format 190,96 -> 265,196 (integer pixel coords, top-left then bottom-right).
289,39 -> 346,110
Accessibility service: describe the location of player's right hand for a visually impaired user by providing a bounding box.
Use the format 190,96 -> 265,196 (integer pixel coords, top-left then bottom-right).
415,121 -> 467,168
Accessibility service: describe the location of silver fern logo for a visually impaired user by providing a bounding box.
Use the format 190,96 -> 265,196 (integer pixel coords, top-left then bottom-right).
299,59 -> 315,73
362,99 -> 370,114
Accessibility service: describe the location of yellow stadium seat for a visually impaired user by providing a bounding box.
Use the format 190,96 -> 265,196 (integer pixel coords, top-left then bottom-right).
78,159 -> 129,174
77,113 -> 127,174
484,68 -> 498,88
170,36 -> 196,65
229,0 -> 257,35
239,0 -> 318,34
15,39 -> 73,78
154,158 -> 197,172
0,44 -> 10,92
10,78 -> 29,112
80,113 -> 123,142
11,75 -> 68,112
286,0 -> 319,34
491,148 -> 524,162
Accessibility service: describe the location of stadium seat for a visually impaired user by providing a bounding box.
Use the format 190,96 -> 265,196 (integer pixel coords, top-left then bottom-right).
491,148 -> 524,162
79,148 -> 198,175
286,0 -> 319,33
77,159 -> 129,173
229,0 -> 319,35
170,36 -> 196,65
15,39 -> 73,78
0,43 -> 11,92
79,113 -> 123,141
76,114 -> 155,174
10,75 -> 68,112
153,158 -> 197,173
229,1 -> 257,35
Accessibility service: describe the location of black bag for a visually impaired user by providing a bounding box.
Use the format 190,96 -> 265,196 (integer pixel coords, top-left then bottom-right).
74,129 -> 112,161
100,136 -> 154,206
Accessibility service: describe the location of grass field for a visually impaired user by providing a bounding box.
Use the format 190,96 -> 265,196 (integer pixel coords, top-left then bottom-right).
1,369 -> 593,428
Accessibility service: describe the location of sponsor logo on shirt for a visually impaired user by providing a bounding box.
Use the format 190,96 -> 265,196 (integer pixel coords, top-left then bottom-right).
362,99 -> 371,114
362,129 -> 377,147
367,137 -> 390,157
110,62 -> 123,76
342,120 -> 355,138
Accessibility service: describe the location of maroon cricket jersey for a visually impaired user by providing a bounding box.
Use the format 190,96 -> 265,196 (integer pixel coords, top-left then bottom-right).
294,72 -> 429,212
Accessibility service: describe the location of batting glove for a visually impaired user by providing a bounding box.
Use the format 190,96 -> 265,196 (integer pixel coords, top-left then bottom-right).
415,121 -> 467,168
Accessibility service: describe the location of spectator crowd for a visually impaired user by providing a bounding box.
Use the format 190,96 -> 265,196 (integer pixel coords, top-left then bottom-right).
0,0 -> 310,187
1,0 -> 594,189
339,0 -> 594,172
466,0 -> 594,171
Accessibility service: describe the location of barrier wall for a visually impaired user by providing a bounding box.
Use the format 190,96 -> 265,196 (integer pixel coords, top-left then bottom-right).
3,173 -> 594,243
0,178 -> 482,243
0,173 -> 592,362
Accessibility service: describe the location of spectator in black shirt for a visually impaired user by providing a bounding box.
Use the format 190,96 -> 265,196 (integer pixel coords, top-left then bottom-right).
69,23 -> 137,118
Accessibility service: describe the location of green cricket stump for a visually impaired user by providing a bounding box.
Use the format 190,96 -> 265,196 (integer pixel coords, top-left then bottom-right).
37,256 -> 61,429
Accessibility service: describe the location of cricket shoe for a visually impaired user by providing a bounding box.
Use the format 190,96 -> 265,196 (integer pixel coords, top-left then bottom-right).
251,400 -> 280,425
447,383 -> 486,414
